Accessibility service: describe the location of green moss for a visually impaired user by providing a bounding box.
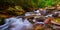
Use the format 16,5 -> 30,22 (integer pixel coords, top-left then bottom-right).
0,17 -> 5,25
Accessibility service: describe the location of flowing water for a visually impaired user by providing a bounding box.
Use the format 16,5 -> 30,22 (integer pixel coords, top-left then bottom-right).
6,16 -> 33,30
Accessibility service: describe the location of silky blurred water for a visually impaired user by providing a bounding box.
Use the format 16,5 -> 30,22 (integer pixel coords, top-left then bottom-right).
5,16 -> 33,30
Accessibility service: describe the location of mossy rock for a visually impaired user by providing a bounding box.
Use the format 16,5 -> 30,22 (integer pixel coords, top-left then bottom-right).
0,17 -> 5,25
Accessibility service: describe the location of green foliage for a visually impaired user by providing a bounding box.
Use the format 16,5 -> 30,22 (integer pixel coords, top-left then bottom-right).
0,0 -> 60,8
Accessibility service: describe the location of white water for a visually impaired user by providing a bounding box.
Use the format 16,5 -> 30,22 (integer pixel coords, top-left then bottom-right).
6,16 -> 33,30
